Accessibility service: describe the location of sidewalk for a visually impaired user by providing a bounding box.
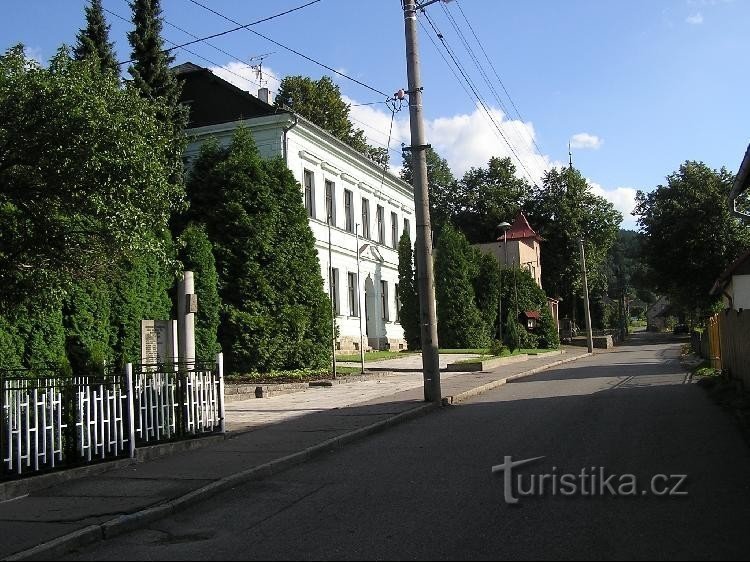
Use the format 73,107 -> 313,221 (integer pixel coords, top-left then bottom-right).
0,347 -> 591,561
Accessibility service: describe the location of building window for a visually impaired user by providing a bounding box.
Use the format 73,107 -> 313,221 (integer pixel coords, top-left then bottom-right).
391,212 -> 398,248
404,218 -> 410,237
344,189 -> 354,233
377,205 -> 385,244
395,283 -> 401,322
330,267 -> 340,314
362,198 -> 370,239
380,280 -> 389,321
347,272 -> 358,316
325,180 -> 336,226
304,169 -> 315,218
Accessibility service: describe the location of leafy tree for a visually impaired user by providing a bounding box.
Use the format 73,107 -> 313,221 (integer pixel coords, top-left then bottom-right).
504,311 -> 520,352
635,161 -> 750,318
401,146 -> 456,233
73,0 -> 118,77
472,250 -> 500,341
178,224 -> 221,360
14,300 -> 68,371
0,46 -> 184,305
274,75 -> 388,167
0,314 -> 23,368
186,129 -> 331,373
499,267 -> 557,350
63,280 -> 113,375
537,305 -> 559,349
454,156 -> 530,243
109,244 -> 174,367
397,232 -> 420,350
526,166 -> 621,318
434,224 -> 487,348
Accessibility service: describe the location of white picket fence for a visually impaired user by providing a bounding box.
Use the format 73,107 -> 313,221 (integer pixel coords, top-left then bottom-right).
1,354 -> 225,479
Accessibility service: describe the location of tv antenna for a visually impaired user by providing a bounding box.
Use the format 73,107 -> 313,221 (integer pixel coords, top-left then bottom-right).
248,52 -> 275,87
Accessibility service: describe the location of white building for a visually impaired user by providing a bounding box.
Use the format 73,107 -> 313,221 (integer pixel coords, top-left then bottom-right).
176,63 -> 413,351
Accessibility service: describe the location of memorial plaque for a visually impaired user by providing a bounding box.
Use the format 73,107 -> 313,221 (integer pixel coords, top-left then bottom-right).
141,320 -> 176,365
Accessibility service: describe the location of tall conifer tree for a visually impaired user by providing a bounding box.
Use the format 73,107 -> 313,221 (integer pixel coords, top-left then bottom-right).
74,0 -> 119,77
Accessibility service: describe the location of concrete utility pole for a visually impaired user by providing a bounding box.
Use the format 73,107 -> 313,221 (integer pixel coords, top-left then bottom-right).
403,0 -> 441,403
578,239 -> 594,353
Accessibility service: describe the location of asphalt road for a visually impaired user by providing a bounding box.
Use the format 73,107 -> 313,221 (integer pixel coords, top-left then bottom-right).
65,332 -> 750,560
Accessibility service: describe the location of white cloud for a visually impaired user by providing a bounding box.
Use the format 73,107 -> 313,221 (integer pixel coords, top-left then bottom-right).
24,46 -> 43,64
208,61 -> 281,97
588,182 -> 640,230
570,132 -> 603,150
347,98 -> 562,183
685,12 -> 704,24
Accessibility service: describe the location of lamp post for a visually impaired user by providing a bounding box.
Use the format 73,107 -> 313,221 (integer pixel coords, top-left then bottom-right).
496,222 -> 511,341
578,237 -> 594,353
356,224 -> 368,374
328,213 -> 336,379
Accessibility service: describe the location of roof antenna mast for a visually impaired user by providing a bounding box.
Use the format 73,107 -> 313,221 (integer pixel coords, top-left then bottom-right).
249,51 -> 275,87
568,141 -> 573,170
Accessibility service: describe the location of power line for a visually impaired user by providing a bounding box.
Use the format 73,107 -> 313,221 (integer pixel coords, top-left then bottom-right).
106,7 -> 268,92
438,1 -> 547,181
111,0 -> 322,67
421,10 -> 539,186
187,0 -> 390,98
452,0 -> 549,165
107,4 -> 401,162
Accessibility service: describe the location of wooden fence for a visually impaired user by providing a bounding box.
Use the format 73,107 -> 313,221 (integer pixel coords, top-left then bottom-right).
704,311 -> 750,387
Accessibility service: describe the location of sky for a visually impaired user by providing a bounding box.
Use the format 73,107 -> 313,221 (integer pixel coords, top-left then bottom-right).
3,0 -> 749,230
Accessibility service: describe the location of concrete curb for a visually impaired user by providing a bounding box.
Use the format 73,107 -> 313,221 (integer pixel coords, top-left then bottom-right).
444,352 -> 593,405
446,353 -> 530,372
4,350 -> 592,561
225,370 -> 396,401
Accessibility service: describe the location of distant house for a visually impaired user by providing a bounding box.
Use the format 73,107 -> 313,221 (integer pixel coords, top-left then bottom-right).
474,212 -> 558,331
519,310 -> 540,331
474,212 -> 543,287
728,143 -> 750,221
175,63 -> 414,351
710,249 -> 750,311
646,296 -> 671,331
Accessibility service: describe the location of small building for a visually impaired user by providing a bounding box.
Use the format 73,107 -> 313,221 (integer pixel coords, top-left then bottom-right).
519,310 -> 540,331
646,296 -> 671,331
710,249 -> 750,311
175,63 -> 414,351
474,212 -> 543,288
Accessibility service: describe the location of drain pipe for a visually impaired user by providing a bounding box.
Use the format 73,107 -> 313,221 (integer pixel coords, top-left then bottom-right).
729,144 -> 750,221
282,112 -> 298,165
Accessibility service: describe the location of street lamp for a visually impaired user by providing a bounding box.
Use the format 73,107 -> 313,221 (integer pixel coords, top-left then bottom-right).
328,212 -> 336,379
578,237 -> 594,353
496,222 -> 512,341
356,224 -> 369,374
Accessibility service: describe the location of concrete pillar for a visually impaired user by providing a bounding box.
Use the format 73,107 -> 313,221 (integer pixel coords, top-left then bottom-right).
177,271 -> 196,365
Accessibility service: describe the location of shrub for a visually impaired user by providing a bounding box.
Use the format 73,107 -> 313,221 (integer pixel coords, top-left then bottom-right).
178,224 -> 220,359
435,224 -> 487,348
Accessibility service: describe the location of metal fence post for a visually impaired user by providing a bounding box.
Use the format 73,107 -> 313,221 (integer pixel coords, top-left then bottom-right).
125,363 -> 136,459
217,353 -> 225,434
0,372 -> 5,476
